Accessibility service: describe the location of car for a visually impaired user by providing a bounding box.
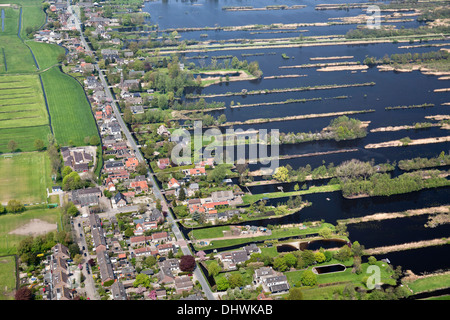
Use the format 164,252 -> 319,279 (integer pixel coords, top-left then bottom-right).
78,223 -> 81,227
82,246 -> 85,250
79,233 -> 82,237
84,253 -> 87,257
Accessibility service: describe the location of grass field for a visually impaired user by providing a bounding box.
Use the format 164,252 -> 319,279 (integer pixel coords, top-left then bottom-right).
0,125 -> 51,153
26,41 -> 65,70
40,66 -> 99,146
0,6 -> 37,74
0,151 -> 52,205
0,255 -> 16,300
0,206 -> 61,255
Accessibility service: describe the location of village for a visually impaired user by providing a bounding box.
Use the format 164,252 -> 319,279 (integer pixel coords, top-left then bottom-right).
6,0 -> 441,303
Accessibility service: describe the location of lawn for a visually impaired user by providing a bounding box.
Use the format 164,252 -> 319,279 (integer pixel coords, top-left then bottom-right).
0,151 -> 52,205
0,206 -> 61,255
404,272 -> 450,294
40,66 -> 99,146
0,255 -> 16,300
241,184 -> 342,205
192,223 -> 335,250
0,74 -> 49,129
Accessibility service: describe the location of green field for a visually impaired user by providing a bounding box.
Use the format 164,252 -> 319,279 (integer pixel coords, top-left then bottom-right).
40,66 -> 99,146
0,74 -> 49,129
0,255 -> 16,300
0,151 -> 52,205
26,41 -> 65,70
0,207 -> 61,255
0,6 -> 37,74
0,125 -> 51,153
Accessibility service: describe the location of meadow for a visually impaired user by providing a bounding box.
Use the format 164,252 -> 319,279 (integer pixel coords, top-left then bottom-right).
0,6 -> 37,74
0,206 -> 61,255
26,41 -> 65,70
40,66 -> 99,146
0,255 -> 16,300
0,151 -> 52,205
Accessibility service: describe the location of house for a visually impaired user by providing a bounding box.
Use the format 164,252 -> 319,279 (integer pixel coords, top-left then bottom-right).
125,157 -> 139,171
157,158 -> 170,170
134,223 -> 144,236
70,187 -> 102,207
151,231 -> 169,243
157,125 -> 170,136
134,246 -> 153,257
157,243 -> 175,256
110,281 -> 127,300
211,190 -> 235,203
101,49 -> 119,61
167,178 -> 180,189
253,266 -> 290,294
129,180 -> 149,194
52,244 -> 70,260
97,251 -> 115,285
182,167 -> 206,177
89,214 -> 107,252
130,235 -> 151,247
174,276 -> 193,294
112,192 -> 127,208
104,160 -> 125,173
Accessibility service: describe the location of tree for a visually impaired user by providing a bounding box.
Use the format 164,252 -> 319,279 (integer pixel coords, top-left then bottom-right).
0,203 -> 5,214
314,251 -> 326,264
62,166 -> 73,178
178,187 -> 186,201
8,140 -> 18,152
287,287 -> 303,300
273,166 -> 289,182
273,256 -> 288,272
15,287 -> 33,300
89,136 -> 100,146
207,164 -> 230,183
283,253 -> 297,268
6,200 -> 25,213
228,273 -> 244,289
133,273 -> 151,288
300,270 -> 317,287
136,162 -> 148,175
57,53 -> 66,63
351,241 -> 365,257
34,139 -> 45,151
179,255 -> 196,272
207,261 -> 222,277
334,245 -> 352,262
216,277 -> 229,291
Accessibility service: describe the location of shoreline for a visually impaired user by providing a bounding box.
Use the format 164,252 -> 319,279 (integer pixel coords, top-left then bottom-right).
364,136 -> 450,149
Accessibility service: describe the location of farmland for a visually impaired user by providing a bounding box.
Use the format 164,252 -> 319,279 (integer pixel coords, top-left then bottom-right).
40,66 -> 99,146
0,151 -> 52,205
0,74 -> 49,129
0,6 -> 37,74
26,41 -> 65,70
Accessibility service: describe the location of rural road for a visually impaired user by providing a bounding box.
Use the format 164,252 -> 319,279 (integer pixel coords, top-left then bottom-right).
72,5 -> 215,300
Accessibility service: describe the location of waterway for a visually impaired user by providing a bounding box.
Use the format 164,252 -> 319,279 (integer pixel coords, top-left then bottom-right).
142,0 -> 450,274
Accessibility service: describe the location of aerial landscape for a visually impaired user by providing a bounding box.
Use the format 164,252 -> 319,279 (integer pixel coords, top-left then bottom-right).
0,0 -> 449,306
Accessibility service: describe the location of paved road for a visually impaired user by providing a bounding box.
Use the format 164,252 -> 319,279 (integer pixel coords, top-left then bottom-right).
71,6 -> 215,300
